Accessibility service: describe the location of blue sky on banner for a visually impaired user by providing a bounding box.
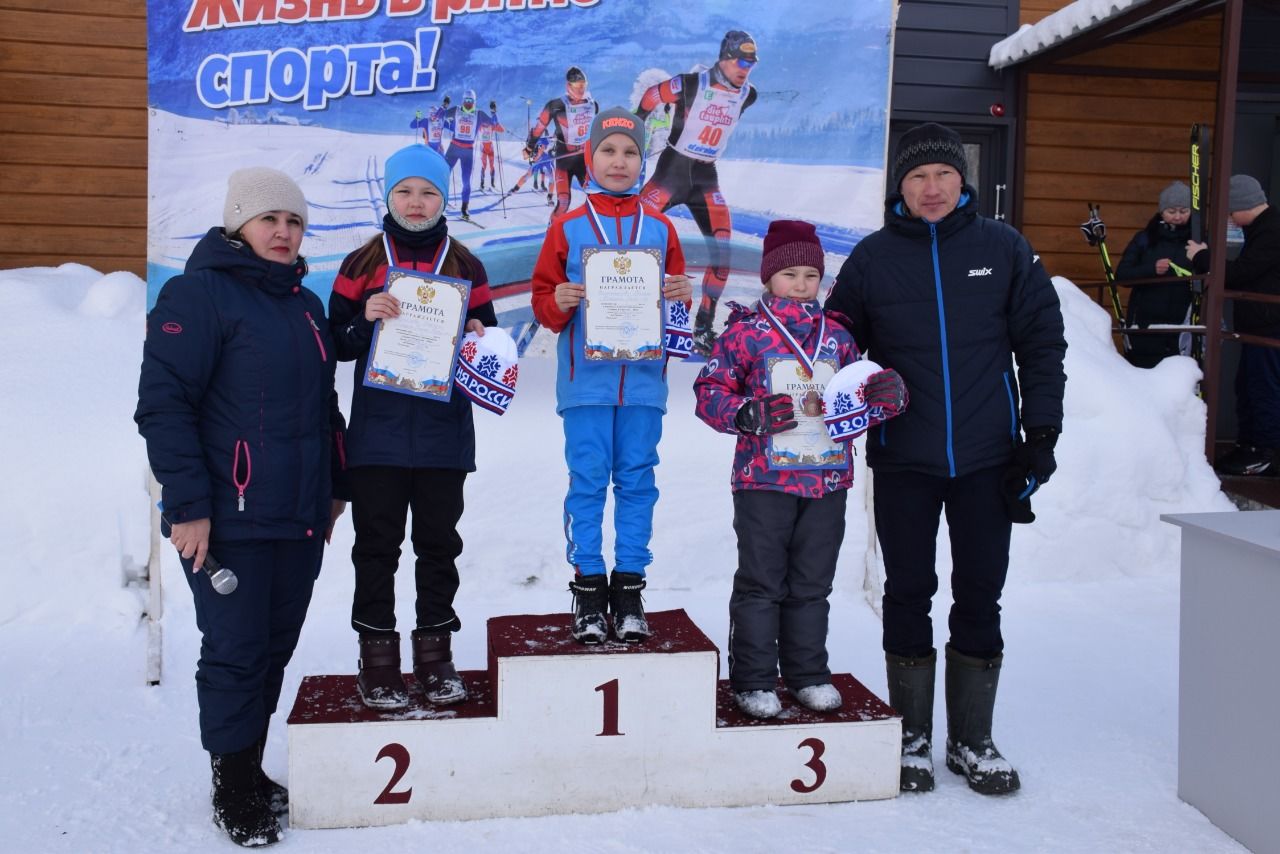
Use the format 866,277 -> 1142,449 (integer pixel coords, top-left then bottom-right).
148,0 -> 893,166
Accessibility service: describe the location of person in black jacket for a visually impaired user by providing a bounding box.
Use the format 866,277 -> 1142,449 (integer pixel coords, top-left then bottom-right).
329,144 -> 498,711
1115,181 -> 1194,368
825,123 -> 1067,797
1187,174 -> 1280,475
136,167 -> 348,847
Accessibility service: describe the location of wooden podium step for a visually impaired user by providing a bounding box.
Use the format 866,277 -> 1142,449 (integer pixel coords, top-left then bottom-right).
287,609 -> 900,828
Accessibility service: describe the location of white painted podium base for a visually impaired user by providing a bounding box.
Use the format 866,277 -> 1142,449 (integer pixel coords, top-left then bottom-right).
288,609 -> 900,828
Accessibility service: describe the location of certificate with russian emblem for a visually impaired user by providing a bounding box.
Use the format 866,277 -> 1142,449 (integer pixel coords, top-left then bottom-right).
765,356 -> 846,470
580,246 -> 664,362
364,267 -> 471,402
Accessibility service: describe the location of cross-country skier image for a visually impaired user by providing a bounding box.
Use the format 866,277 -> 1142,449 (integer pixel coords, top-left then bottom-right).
637,30 -> 760,355
525,65 -> 599,220
443,89 -> 501,219
477,100 -> 506,193
410,95 -> 451,153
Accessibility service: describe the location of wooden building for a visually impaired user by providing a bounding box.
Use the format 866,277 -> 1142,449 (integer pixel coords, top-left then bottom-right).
0,1 -> 147,276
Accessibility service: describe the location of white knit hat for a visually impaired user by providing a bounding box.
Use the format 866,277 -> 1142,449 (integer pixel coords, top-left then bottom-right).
223,167 -> 308,234
453,326 -> 520,414
822,359 -> 882,441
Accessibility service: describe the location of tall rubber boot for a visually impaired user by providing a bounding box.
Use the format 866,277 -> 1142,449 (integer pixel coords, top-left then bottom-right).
210,746 -> 281,847
886,649 -> 936,792
410,630 -> 467,705
254,729 -> 288,817
945,644 -> 1021,795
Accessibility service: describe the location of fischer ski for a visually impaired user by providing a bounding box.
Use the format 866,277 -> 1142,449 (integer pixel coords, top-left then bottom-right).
1187,122 -> 1209,363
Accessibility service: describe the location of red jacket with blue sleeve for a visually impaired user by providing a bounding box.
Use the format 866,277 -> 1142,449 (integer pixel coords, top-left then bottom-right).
531,192 -> 686,414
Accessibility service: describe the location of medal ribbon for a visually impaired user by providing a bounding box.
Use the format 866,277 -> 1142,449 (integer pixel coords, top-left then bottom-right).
584,199 -> 643,246
760,299 -> 825,379
383,233 -> 451,273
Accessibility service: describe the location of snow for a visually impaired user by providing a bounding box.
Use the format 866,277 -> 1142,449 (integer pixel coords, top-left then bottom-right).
0,259 -> 1243,852
990,0 -> 1155,69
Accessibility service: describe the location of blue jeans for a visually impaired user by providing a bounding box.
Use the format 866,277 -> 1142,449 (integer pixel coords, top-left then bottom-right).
561,405 -> 662,576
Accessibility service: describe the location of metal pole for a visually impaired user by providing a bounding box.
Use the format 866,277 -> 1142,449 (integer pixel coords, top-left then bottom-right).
1201,0 -> 1243,462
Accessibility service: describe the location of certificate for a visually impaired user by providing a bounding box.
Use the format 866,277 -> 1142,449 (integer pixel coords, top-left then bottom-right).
363,267 -> 471,402
580,245 -> 664,362
765,356 -> 847,470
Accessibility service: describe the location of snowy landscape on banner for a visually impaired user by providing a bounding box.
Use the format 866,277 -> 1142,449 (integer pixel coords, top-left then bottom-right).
0,261 -> 1244,852
146,0 -> 894,339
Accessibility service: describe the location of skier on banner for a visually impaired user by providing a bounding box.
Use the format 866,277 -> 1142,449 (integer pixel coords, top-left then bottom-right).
525,65 -> 599,221
443,89 -> 500,220
477,100 -> 506,193
636,30 -> 760,355
411,95 -> 451,153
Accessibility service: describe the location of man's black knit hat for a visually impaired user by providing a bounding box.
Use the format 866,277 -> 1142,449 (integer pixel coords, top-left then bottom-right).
892,122 -> 967,191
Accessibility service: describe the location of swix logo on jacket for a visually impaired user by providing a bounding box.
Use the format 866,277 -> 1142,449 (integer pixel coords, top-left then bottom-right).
968,267 -> 993,277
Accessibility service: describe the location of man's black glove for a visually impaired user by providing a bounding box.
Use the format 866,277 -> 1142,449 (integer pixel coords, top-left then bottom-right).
1015,426 -> 1059,488
863,369 -> 908,417
734,394 -> 797,436
489,100 -> 497,112
1002,426 -> 1058,524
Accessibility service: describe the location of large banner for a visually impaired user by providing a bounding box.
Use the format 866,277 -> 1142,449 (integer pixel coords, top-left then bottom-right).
147,1 -> 894,349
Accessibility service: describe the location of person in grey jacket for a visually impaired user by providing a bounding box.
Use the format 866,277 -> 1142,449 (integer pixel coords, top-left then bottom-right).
825,122 -> 1067,796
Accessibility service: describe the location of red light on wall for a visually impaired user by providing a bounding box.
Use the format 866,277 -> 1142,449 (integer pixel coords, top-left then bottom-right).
989,103 -> 1006,117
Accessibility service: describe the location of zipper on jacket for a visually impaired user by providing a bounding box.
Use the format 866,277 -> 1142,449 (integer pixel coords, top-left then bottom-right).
232,439 -> 252,511
304,311 -> 328,362
1003,371 -> 1017,439
929,221 -> 957,478
568,324 -> 576,380
335,430 -> 347,470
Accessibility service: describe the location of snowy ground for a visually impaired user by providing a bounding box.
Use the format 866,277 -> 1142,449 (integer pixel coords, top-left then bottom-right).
0,262 -> 1244,852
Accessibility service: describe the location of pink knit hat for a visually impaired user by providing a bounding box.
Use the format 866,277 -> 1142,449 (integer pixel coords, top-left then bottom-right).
760,219 -> 824,284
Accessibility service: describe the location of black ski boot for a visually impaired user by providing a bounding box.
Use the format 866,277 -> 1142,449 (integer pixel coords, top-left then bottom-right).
1216,443 -> 1278,476
692,306 -> 717,356
210,746 -> 281,847
608,571 -> 650,642
460,202 -> 470,221
887,649 -> 936,792
944,644 -> 1020,795
569,574 -> 609,644
410,630 -> 467,705
254,730 -> 288,817
356,633 -> 408,710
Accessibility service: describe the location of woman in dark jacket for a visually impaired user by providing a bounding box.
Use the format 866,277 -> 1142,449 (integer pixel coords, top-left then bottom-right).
135,167 -> 347,848
1115,181 -> 1194,368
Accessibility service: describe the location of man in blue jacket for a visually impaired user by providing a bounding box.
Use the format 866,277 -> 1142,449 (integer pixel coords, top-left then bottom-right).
825,122 -> 1067,796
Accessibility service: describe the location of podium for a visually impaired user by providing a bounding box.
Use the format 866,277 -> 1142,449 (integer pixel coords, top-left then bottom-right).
287,609 -> 900,828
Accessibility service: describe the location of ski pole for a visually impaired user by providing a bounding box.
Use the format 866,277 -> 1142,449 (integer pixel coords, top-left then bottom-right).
496,143 -> 508,218
1080,203 -> 1125,326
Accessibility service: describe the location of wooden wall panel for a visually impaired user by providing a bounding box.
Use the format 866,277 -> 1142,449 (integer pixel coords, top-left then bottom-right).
1013,11 -> 1222,322
0,2 -> 147,276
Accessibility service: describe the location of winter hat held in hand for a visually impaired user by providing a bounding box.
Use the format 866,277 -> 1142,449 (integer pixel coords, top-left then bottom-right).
223,167 -> 308,234
822,360 -> 880,441
760,219 -> 824,284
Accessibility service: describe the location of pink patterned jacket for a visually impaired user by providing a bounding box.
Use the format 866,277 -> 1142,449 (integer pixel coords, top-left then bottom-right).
694,294 -> 884,498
